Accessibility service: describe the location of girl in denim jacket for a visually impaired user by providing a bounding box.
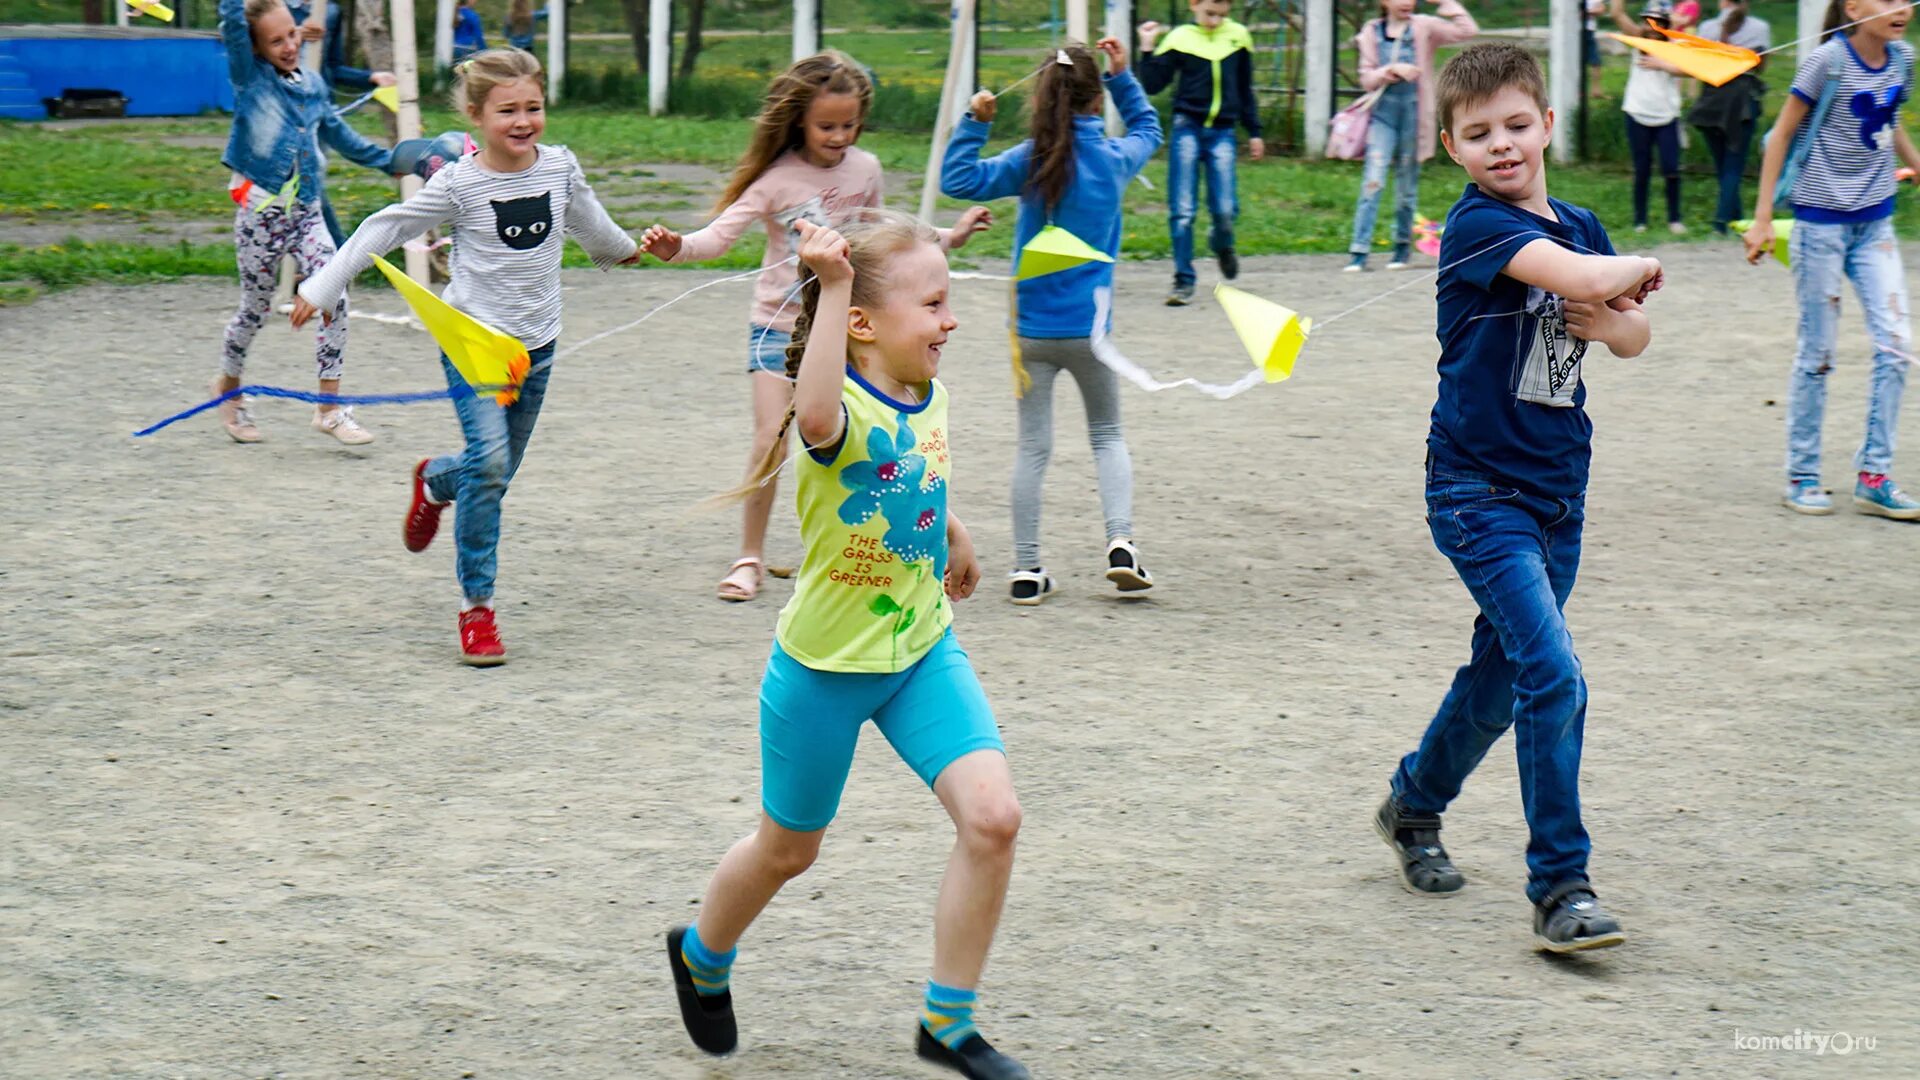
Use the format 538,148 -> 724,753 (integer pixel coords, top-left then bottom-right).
214,0 -> 397,445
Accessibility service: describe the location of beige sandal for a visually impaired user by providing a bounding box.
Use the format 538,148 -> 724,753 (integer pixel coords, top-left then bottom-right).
717,556 -> 764,602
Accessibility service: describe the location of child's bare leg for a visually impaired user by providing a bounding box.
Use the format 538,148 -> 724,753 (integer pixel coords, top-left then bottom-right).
694,813 -> 824,951
929,749 -> 1022,987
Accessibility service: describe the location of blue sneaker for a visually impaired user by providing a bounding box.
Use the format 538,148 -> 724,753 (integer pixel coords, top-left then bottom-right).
1853,474 -> 1920,520
1782,481 -> 1834,515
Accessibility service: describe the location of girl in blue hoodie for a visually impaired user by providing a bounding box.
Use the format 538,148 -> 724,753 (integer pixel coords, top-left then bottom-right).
941,38 -> 1162,606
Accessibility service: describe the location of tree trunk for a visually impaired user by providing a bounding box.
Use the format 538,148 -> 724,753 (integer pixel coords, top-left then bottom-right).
354,1 -> 399,141
83,0 -> 104,24
621,0 -> 650,75
678,0 -> 706,80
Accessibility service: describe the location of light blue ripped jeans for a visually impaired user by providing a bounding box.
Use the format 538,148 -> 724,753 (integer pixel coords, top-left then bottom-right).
1347,84 -> 1421,257
1786,215 -> 1912,485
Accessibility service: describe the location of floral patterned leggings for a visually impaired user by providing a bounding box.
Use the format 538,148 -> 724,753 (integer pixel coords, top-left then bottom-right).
222,200 -> 348,380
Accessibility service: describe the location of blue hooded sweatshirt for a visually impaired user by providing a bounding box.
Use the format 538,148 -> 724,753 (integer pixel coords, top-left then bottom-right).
939,69 -> 1161,339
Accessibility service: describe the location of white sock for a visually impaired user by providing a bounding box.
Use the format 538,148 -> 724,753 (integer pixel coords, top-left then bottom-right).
463,597 -> 493,613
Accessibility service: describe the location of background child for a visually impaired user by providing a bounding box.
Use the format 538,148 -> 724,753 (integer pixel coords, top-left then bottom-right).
1746,0 -> 1919,518
941,39 -> 1162,604
1137,0 -> 1264,304
667,214 -> 1027,1080
1340,0 -> 1479,272
292,49 -> 640,664
1610,0 -> 1687,235
288,0 -> 399,245
215,0 -> 397,446
640,51 -> 989,603
452,0 -> 486,60
1690,0 -> 1771,234
1375,42 -> 1657,953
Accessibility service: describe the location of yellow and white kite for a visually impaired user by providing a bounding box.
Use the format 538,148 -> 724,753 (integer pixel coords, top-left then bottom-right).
370,255 -> 531,405
1608,24 -> 1759,87
1015,225 -> 1113,280
126,0 -> 175,21
1215,284 -> 1312,384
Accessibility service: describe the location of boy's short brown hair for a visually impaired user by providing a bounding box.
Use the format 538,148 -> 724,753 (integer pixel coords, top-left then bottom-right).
1435,42 -> 1549,133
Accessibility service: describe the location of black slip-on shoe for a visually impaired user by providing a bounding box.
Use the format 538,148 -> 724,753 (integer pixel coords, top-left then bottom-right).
916,1026 -> 1032,1080
666,925 -> 737,1054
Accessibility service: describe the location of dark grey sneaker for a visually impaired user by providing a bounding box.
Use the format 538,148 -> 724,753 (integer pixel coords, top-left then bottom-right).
1533,881 -> 1626,953
1166,281 -> 1195,306
1216,248 -> 1239,280
1374,795 -> 1465,895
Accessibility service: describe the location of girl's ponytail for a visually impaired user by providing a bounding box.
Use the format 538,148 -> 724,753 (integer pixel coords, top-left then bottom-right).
1025,45 -> 1104,212
1818,0 -> 1847,40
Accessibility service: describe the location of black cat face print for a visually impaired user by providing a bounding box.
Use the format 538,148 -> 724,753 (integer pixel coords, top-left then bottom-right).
493,192 -> 552,250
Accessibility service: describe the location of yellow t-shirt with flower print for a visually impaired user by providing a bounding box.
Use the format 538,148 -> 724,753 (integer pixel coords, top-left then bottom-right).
774,369 -> 953,674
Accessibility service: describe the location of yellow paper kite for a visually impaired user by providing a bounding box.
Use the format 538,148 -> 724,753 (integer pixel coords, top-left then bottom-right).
1607,25 -> 1758,87
1016,225 -> 1113,280
1214,284 -> 1311,383
372,85 -> 401,113
1731,218 -> 1794,267
126,0 -> 175,20
370,255 -> 531,405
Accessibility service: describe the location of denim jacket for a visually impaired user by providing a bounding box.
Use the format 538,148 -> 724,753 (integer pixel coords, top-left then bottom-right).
220,0 -> 391,202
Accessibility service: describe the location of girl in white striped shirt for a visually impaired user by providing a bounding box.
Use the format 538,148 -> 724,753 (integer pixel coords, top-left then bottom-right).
294,49 -> 639,664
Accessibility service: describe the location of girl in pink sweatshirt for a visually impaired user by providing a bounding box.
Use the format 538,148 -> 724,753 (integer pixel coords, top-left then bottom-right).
641,51 -> 989,602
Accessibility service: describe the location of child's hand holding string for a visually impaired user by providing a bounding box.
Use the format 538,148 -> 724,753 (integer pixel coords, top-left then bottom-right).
639,224 -> 683,261
947,206 -> 994,250
968,90 -> 997,122
794,219 -> 852,287
1096,37 -> 1129,75
289,295 -> 327,329
1137,21 -> 1164,52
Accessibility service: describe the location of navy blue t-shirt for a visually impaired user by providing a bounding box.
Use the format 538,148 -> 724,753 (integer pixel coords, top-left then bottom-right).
1429,184 -> 1615,498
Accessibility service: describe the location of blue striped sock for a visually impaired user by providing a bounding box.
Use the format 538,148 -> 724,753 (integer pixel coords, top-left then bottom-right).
921,980 -> 979,1050
680,925 -> 736,998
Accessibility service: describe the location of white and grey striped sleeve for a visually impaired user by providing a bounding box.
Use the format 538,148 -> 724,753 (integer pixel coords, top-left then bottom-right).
299,166 -> 462,311
562,149 -> 638,269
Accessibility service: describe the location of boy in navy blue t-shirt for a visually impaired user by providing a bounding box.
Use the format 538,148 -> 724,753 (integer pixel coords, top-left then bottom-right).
1372,43 -> 1662,953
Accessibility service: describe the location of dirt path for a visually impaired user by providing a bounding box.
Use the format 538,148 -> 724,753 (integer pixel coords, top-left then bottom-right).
2,245 -> 1914,1078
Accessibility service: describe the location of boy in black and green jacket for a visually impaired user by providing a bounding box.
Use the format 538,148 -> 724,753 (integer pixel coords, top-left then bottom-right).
1138,0 -> 1265,305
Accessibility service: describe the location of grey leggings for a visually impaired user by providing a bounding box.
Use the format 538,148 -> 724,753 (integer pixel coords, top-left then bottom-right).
1012,336 -> 1135,570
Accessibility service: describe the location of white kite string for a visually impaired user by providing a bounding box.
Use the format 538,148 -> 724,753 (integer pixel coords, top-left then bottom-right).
544,256 -> 800,369
1753,3 -> 1914,58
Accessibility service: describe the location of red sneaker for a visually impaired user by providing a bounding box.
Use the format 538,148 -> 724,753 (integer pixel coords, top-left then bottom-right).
405,459 -> 446,552
459,607 -> 507,666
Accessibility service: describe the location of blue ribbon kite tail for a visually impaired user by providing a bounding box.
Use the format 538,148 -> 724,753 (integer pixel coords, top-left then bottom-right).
131,384 -> 491,437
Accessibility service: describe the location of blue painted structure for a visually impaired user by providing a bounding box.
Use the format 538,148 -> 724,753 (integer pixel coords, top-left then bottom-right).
0,25 -> 235,119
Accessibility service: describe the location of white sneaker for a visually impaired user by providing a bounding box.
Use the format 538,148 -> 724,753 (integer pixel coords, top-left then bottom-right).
214,379 -> 263,443
1669,222 -> 1688,235
313,406 -> 374,445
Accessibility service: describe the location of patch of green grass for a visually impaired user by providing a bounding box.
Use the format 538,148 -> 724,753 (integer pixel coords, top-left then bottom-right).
0,238 -> 235,288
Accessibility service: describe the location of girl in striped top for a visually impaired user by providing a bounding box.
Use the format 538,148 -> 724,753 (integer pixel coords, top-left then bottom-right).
1747,0 -> 1920,519
294,49 -> 640,664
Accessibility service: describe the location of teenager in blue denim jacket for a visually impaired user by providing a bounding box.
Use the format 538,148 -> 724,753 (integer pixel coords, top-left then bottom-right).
214,0 -> 398,446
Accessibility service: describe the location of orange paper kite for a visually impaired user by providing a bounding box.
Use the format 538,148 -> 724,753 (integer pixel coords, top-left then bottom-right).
1607,24 -> 1760,87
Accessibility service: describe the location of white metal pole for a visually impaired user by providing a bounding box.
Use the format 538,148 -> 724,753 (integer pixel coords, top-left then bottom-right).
793,0 -> 820,62
1066,0 -> 1088,42
1304,0 -> 1332,156
649,0 -> 670,115
391,0 -> 429,282
434,0 -> 454,76
920,0 -> 978,221
1103,0 -> 1130,134
1548,0 -> 1580,164
1797,0 -> 1825,64
548,0 -> 566,103
116,1 -> 130,28
303,0 -> 328,71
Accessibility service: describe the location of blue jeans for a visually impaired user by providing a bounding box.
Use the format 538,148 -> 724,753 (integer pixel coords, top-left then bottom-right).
1701,120 -> 1755,231
1787,216 -> 1912,484
1348,87 -> 1421,256
1393,461 -> 1591,905
1168,115 -> 1238,287
1624,116 -> 1681,227
422,341 -> 557,604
